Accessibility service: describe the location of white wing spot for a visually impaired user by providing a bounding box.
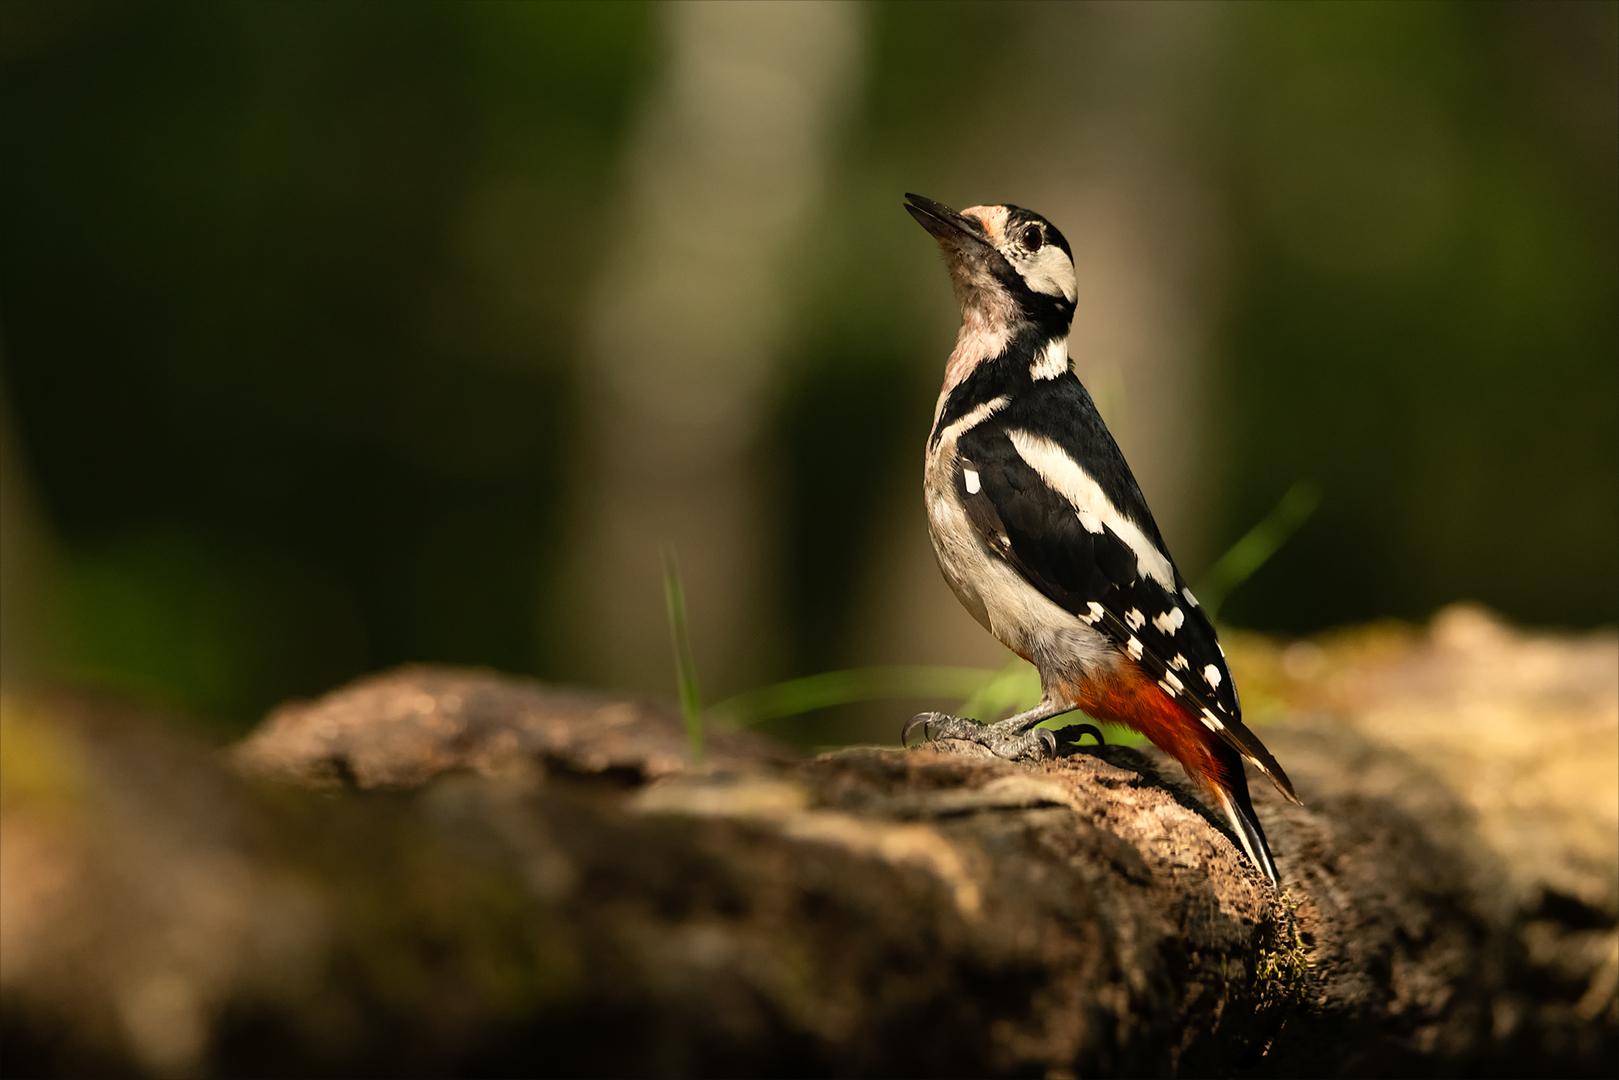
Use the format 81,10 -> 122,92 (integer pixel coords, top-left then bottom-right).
1203,664 -> 1222,689
1125,608 -> 1145,630
1005,430 -> 1176,589
1083,601 -> 1104,625
1183,587 -> 1200,607
963,468 -> 981,495
1202,708 -> 1224,730
1158,680 -> 1179,698
1077,509 -> 1103,534
1164,672 -> 1184,693
1171,653 -> 1188,670
1152,607 -> 1184,635
1126,636 -> 1144,661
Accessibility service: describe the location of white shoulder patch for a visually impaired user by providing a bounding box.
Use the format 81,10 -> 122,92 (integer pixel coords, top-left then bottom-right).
938,395 -> 1010,445
1004,429 -> 1177,590
1028,336 -> 1069,381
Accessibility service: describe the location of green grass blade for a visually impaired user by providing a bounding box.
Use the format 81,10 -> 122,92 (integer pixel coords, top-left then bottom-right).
661,547 -> 703,765
1194,481 -> 1320,620
711,665 -> 995,728
956,655 -> 1040,720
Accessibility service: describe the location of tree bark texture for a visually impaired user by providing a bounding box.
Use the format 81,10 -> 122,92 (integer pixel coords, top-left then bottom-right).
1,606 -> 1613,1077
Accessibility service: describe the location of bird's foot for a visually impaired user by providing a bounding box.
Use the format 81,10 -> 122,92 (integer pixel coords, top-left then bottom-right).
902,712 -> 1057,761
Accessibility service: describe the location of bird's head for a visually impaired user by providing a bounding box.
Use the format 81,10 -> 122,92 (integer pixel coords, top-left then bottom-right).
904,193 -> 1076,337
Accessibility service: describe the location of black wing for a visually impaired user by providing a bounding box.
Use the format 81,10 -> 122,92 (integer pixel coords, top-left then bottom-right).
955,419 -> 1297,802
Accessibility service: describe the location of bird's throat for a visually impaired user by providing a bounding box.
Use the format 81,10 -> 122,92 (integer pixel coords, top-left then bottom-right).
941,296 -> 1016,398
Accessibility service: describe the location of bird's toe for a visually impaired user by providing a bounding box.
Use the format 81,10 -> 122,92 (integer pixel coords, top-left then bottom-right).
906,714 -> 1059,762
987,726 -> 1057,761
904,712 -> 990,749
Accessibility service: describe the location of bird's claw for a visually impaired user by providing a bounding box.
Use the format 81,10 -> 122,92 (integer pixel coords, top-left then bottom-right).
1066,723 -> 1105,747
901,711 -> 940,748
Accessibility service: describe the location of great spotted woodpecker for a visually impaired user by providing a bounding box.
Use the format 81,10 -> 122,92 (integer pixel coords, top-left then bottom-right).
900,193 -> 1297,886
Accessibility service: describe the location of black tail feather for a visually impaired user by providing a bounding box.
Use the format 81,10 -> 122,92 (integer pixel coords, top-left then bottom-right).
1212,745 -> 1280,886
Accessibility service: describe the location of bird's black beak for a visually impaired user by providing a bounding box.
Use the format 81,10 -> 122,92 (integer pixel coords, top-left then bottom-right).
904,193 -> 993,254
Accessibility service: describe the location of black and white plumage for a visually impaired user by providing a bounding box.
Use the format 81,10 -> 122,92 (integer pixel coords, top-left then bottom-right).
902,193 -> 1298,886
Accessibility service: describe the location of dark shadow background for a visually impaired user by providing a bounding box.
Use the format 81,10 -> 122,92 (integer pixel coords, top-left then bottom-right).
1,1 -> 1614,734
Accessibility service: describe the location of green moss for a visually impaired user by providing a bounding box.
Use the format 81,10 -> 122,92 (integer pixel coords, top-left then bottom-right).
1252,888 -> 1311,1007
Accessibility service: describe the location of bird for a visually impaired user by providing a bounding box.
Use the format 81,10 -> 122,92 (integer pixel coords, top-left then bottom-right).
900,193 -> 1298,886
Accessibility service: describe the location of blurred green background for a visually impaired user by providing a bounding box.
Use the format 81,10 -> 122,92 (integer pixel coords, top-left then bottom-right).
1,1 -> 1614,737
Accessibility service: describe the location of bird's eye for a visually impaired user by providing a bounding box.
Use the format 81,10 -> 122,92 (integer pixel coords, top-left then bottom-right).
1021,225 -> 1044,251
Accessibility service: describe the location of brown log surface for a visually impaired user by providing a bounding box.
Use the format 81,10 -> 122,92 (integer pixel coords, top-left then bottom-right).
1,606 -> 1614,1077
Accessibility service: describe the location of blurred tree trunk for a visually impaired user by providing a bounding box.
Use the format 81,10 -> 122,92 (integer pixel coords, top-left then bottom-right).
556,1 -> 862,699
1,607 -> 1614,1077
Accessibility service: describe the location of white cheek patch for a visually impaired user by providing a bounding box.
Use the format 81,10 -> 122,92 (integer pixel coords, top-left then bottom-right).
1015,245 -> 1077,302
1004,430 -> 1177,590
1028,336 -> 1069,381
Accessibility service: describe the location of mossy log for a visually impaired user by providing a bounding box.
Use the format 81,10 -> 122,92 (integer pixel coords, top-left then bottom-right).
1,607 -> 1614,1077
